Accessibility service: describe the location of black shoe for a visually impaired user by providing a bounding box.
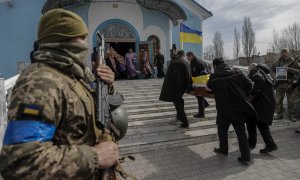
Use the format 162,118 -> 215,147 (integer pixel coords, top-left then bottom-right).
249,146 -> 255,151
274,115 -> 283,120
180,123 -> 189,128
238,157 -> 251,165
213,148 -> 228,156
296,130 -> 300,134
194,113 -> 204,118
290,117 -> 297,122
204,100 -> 209,108
259,146 -> 278,153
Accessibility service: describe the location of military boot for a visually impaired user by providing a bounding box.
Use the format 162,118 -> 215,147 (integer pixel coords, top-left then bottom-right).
289,115 -> 298,122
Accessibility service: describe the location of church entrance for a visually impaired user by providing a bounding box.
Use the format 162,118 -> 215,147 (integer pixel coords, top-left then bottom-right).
108,42 -> 135,58
94,19 -> 155,80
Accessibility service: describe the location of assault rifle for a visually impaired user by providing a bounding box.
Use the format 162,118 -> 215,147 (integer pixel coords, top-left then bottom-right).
96,32 -> 120,180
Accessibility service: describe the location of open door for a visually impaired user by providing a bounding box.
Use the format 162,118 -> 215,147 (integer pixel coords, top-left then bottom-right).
137,41 -> 153,71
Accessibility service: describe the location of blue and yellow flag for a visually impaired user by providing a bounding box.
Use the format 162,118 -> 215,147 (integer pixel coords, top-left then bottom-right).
180,23 -> 202,44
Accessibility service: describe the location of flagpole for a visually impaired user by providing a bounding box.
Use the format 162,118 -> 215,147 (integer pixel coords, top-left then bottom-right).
178,19 -> 183,50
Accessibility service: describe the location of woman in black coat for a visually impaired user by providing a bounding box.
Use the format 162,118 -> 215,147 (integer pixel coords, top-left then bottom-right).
159,50 -> 192,128
247,63 -> 277,153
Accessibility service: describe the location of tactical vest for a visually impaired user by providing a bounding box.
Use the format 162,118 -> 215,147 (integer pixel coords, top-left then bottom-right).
43,65 -> 102,140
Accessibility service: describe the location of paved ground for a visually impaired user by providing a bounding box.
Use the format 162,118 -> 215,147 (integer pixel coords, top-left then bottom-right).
120,126 -> 300,180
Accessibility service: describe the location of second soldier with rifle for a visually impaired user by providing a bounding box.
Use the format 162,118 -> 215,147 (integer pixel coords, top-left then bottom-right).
272,48 -> 300,121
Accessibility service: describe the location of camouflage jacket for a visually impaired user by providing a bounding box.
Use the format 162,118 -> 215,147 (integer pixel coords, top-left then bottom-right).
0,63 -> 100,180
272,57 -> 300,88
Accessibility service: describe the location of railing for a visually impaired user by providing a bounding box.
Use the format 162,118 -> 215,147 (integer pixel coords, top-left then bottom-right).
0,78 -> 6,152
0,74 -> 19,152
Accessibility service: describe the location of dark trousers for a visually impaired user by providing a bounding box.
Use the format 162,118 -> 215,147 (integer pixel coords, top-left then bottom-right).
196,96 -> 205,116
157,65 -> 165,78
174,98 -> 188,125
217,113 -> 250,160
246,121 -> 277,148
119,71 -> 127,79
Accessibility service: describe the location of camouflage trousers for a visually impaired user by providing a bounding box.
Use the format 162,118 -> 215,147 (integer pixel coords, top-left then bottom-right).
290,87 -> 300,119
275,87 -> 295,117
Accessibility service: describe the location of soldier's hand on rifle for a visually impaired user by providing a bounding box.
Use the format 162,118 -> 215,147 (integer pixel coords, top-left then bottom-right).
96,65 -> 115,88
93,141 -> 119,169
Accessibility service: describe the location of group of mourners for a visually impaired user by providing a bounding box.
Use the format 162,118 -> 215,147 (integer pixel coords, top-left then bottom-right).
92,47 -> 157,80
159,46 -> 300,165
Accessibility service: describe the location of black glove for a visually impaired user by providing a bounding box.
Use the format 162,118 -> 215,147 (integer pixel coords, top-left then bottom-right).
186,85 -> 194,93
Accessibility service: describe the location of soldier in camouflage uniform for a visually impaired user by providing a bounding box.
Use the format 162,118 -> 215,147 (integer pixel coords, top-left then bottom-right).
272,48 -> 300,121
0,9 -> 118,179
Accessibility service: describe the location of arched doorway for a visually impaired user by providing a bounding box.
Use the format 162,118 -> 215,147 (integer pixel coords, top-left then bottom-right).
147,35 -> 160,63
93,19 -> 140,57
93,19 -> 140,79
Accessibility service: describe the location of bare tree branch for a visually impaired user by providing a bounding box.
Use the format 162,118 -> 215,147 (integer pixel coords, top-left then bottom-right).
242,16 -> 256,65
233,27 -> 240,59
212,31 -> 224,58
204,45 -> 215,61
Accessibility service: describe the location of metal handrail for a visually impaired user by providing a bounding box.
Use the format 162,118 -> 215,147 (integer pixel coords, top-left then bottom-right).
0,78 -> 7,152
0,74 -> 19,152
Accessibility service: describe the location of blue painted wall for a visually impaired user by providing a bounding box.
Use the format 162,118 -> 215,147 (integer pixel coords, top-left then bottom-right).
141,6 -> 170,63
67,3 -> 89,28
0,1 -> 206,78
0,0 -> 46,78
141,6 -> 170,38
172,2 -> 203,59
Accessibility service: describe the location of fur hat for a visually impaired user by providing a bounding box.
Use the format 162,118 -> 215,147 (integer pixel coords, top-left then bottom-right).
38,9 -> 88,44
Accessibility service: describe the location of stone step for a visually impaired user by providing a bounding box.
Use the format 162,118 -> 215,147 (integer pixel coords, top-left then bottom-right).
114,78 -> 299,155
122,93 -> 201,100
126,117 -> 293,136
119,118 -> 297,155
127,115 -> 216,129
119,127 -> 235,155
125,103 -> 216,115
123,100 -> 215,110
127,108 -> 217,121
125,119 -> 216,137
123,96 -> 213,106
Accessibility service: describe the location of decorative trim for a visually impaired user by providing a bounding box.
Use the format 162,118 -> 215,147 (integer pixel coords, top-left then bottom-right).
92,19 -> 140,47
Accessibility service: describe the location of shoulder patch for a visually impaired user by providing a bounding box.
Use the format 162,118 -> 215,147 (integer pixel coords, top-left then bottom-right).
17,103 -> 43,119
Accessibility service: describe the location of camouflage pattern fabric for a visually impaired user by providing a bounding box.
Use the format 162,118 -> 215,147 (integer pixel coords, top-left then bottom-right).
0,64 -> 100,178
290,87 -> 300,120
272,57 -> 300,117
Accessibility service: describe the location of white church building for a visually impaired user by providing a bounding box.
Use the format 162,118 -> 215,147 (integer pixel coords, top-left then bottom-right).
0,0 -> 212,78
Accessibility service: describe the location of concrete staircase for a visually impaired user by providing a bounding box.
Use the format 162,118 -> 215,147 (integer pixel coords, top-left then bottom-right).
114,78 -> 298,155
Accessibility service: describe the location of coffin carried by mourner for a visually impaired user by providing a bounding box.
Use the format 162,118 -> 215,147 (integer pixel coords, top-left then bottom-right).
188,74 -> 214,98
188,87 -> 214,98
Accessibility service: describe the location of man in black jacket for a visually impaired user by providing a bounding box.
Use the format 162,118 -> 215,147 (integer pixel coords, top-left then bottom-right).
159,50 -> 192,128
154,50 -> 165,78
247,63 -> 278,153
207,58 -> 257,165
186,51 -> 209,118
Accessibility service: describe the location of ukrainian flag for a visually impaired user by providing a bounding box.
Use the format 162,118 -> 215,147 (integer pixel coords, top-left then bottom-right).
180,23 -> 202,44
